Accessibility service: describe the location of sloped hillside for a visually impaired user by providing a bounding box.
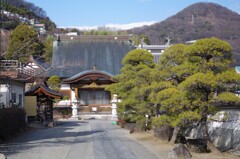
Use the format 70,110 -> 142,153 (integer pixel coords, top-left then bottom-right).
0,0 -> 56,31
0,0 -> 56,56
129,2 -> 240,65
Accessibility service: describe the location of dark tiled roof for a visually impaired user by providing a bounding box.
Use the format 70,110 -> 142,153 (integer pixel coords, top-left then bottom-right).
25,84 -> 63,99
58,35 -> 131,41
48,36 -> 135,78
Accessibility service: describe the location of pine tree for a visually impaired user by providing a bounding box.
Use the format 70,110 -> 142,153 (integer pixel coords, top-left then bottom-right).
106,49 -> 155,128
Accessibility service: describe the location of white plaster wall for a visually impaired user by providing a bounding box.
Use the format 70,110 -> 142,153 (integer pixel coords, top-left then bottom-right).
0,84 -> 9,107
61,84 -> 70,90
0,83 -> 24,108
55,84 -> 72,106
56,100 -> 71,106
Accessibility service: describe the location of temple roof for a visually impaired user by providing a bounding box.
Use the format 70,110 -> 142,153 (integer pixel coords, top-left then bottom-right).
63,70 -> 115,83
48,35 -> 135,78
25,84 -> 63,99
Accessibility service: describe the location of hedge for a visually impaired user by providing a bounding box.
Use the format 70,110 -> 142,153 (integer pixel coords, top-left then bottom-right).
0,108 -> 26,140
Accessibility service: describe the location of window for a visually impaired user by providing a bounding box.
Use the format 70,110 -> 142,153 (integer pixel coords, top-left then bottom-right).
19,94 -> 22,107
12,93 -> 16,103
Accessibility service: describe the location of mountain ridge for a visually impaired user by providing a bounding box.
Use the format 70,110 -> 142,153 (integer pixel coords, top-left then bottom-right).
129,2 -> 240,65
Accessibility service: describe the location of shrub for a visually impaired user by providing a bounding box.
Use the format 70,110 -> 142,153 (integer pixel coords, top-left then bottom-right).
0,108 -> 26,140
53,107 -> 71,119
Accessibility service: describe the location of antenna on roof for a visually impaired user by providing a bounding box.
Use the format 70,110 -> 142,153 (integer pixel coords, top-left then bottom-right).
191,14 -> 194,24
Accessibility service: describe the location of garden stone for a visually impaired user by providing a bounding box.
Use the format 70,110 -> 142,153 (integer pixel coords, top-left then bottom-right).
186,139 -> 208,153
168,143 -> 192,159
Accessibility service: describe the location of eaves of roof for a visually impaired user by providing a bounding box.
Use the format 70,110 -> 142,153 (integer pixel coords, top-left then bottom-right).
25,84 -> 63,99
62,70 -> 115,84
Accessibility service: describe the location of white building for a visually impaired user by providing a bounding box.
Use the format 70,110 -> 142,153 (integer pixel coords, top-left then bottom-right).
0,60 -> 36,108
0,80 -> 25,108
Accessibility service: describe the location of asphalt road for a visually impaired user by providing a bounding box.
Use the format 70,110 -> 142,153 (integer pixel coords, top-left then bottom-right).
0,119 -> 162,159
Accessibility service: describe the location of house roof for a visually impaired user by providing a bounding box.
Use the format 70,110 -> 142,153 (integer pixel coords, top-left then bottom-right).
25,84 -> 63,99
29,55 -> 50,70
48,35 -> 135,78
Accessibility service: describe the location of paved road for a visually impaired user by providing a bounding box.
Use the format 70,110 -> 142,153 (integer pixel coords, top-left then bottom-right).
0,119 -> 162,159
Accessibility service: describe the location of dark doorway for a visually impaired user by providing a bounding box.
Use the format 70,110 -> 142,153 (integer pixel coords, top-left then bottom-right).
78,89 -> 110,105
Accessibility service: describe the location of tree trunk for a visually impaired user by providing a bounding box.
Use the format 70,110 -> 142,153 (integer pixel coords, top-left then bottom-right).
170,126 -> 180,144
156,104 -> 160,117
201,105 -> 220,152
202,106 -> 210,142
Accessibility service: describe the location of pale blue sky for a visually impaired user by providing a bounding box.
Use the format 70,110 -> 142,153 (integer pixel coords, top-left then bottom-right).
26,0 -> 240,28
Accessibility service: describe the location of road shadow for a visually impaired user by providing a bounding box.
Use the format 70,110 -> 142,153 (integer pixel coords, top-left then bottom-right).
0,120 -> 105,157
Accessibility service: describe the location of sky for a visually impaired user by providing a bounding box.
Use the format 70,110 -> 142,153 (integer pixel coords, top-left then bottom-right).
25,0 -> 240,30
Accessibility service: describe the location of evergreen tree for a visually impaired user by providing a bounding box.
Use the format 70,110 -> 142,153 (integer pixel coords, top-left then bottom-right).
178,38 -> 240,147
6,24 -> 44,63
47,75 -> 61,92
152,38 -> 240,145
43,35 -> 54,62
106,49 -> 155,128
151,44 -> 198,143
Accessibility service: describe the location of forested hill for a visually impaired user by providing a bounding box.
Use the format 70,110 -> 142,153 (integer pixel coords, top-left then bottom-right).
0,0 -> 56,30
129,2 -> 240,66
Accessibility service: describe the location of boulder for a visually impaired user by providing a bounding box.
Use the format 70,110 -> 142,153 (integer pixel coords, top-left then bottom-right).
233,130 -> 240,149
47,121 -> 54,128
186,139 -> 208,153
154,126 -> 173,142
168,143 -> 192,159
211,128 -> 232,151
187,110 -> 240,152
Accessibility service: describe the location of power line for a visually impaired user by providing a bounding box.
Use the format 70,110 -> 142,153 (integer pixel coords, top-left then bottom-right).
10,35 -> 38,59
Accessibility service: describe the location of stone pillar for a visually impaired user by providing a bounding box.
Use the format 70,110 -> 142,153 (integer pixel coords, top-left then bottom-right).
111,94 -> 118,122
71,98 -> 79,118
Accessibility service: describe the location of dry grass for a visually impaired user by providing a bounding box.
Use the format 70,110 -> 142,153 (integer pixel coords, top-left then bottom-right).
131,131 -> 239,159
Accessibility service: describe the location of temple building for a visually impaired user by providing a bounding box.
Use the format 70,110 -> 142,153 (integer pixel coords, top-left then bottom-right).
47,35 -> 171,114
49,35 -> 135,113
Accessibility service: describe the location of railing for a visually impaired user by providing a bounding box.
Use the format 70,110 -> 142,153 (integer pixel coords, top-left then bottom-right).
18,67 -> 35,77
0,60 -> 35,77
0,60 -> 18,69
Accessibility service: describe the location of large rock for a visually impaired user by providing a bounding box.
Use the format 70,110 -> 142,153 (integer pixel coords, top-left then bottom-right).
210,128 -> 233,151
188,109 -> 240,152
186,139 -> 208,153
189,125 -> 204,139
168,143 -> 192,159
47,121 -> 54,128
233,129 -> 240,149
154,126 -> 173,142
